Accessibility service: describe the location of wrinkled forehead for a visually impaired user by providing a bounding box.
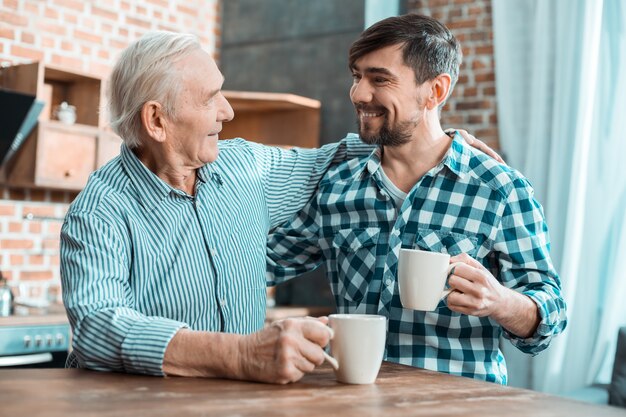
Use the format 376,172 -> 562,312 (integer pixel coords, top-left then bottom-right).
177,49 -> 224,94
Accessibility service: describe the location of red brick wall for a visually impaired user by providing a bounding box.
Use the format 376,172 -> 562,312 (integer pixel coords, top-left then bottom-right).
0,0 -> 221,77
406,0 -> 499,150
0,0 -> 221,303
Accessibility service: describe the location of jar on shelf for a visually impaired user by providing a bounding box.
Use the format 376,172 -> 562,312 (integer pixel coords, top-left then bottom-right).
53,101 -> 77,125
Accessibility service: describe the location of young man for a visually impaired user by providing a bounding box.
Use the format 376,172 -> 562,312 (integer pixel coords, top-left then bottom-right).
268,14 -> 567,384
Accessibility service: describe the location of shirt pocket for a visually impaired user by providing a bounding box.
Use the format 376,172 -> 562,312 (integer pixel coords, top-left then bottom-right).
331,227 -> 380,303
412,229 -> 479,258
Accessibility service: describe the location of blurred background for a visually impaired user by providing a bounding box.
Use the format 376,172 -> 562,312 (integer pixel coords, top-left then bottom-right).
0,0 -> 624,404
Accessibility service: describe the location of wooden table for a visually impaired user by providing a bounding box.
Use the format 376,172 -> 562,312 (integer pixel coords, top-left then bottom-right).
1,362 -> 624,417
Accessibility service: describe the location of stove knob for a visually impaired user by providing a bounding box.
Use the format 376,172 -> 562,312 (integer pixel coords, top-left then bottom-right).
55,333 -> 65,346
23,335 -> 32,348
34,335 -> 43,348
45,334 -> 53,347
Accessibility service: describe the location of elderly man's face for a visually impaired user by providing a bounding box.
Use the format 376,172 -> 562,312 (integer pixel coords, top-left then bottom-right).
349,44 -> 428,147
166,49 -> 234,167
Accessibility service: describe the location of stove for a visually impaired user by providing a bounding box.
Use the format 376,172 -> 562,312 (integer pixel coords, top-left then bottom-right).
0,305 -> 70,367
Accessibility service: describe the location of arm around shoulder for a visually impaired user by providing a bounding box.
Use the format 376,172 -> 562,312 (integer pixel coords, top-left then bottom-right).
249,135 -> 372,229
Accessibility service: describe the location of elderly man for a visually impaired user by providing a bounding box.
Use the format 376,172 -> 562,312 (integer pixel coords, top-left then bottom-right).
268,14 -> 567,384
61,30 -> 497,384
60,32 -> 370,383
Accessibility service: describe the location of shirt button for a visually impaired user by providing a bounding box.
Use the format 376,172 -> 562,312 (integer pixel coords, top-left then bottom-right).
210,248 -> 217,257
386,278 -> 392,286
220,299 -> 227,307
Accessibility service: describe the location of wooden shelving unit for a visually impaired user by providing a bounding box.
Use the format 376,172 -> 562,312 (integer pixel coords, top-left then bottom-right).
222,90 -> 321,148
0,62 -> 116,190
0,62 -> 321,191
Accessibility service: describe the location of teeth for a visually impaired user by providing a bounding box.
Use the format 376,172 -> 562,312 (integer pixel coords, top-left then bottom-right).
360,112 -> 382,118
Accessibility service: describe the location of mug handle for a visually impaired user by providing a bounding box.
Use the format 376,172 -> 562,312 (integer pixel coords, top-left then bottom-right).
322,326 -> 339,370
323,351 -> 339,371
441,262 -> 463,299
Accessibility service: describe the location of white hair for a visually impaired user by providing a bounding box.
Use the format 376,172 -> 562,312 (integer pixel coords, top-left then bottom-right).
108,31 -> 201,148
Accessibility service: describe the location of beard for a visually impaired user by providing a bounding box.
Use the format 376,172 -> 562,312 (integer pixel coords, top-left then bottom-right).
356,110 -> 416,148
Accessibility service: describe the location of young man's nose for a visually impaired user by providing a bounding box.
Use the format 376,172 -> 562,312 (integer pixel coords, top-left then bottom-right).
350,80 -> 374,104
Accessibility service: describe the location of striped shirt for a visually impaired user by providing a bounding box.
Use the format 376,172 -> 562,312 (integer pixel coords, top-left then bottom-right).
268,133 -> 567,384
60,137 -> 371,375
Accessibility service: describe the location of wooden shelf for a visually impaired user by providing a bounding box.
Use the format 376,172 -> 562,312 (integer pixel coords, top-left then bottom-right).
3,121 -> 98,190
0,63 -> 321,191
0,62 -> 103,127
221,90 -> 321,148
0,62 -> 113,191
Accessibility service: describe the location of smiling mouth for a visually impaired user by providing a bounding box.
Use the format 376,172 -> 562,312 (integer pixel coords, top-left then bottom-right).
355,104 -> 385,120
359,111 -> 384,119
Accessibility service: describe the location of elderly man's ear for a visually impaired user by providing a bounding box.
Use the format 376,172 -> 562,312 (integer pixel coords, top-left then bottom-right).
141,101 -> 167,143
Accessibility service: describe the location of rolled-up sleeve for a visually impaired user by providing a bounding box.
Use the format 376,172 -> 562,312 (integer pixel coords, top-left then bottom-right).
493,178 -> 567,354
61,212 -> 187,375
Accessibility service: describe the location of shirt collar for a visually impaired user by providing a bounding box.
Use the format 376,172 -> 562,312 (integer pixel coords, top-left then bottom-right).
199,162 -> 222,186
121,145 -> 225,212
353,132 -> 471,182
440,132 -> 471,180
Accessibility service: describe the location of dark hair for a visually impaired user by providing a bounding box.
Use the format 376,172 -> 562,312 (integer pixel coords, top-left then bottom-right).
349,14 -> 462,100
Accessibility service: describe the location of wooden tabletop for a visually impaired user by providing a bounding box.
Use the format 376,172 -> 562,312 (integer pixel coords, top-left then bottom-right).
1,362 -> 623,417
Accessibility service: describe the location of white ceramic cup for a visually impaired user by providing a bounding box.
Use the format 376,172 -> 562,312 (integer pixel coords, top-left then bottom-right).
398,248 -> 462,311
323,314 -> 387,384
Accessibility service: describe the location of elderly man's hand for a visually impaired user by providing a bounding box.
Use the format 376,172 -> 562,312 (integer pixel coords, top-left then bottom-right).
237,317 -> 331,384
445,129 -> 506,164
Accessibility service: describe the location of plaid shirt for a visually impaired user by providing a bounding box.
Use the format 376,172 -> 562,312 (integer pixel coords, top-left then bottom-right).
268,133 -> 567,384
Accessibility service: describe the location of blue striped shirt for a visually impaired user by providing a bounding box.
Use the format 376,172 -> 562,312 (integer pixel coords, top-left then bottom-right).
268,133 -> 568,384
60,137 -> 371,375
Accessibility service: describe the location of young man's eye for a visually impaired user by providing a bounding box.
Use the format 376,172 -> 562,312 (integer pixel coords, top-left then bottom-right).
351,73 -> 361,82
374,77 -> 389,84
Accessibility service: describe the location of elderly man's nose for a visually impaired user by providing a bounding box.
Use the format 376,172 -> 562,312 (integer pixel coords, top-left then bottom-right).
219,94 -> 234,122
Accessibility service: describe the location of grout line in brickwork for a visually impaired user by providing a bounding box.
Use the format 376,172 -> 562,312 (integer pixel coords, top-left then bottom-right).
23,213 -> 65,222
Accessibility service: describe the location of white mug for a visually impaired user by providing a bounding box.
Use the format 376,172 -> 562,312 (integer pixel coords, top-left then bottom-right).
398,248 -> 462,311
323,314 -> 386,384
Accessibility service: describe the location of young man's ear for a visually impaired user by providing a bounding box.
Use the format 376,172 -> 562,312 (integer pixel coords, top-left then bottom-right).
426,74 -> 452,110
141,101 -> 167,143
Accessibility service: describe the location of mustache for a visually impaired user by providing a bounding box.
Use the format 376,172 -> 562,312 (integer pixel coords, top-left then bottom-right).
354,103 -> 386,113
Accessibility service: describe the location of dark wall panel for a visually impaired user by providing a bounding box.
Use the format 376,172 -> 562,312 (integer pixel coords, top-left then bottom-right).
221,0 -> 365,145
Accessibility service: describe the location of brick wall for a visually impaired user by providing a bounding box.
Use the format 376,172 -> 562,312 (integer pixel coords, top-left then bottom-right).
0,0 -> 220,303
406,0 -> 499,150
0,0 -> 220,77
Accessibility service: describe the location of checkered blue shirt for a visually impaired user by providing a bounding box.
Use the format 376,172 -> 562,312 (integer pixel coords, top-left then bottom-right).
268,133 -> 567,384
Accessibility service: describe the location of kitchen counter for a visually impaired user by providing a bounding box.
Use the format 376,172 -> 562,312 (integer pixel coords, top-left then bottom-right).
265,305 -> 333,322
0,303 -> 68,327
0,305 -> 329,327
1,362 -> 624,417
